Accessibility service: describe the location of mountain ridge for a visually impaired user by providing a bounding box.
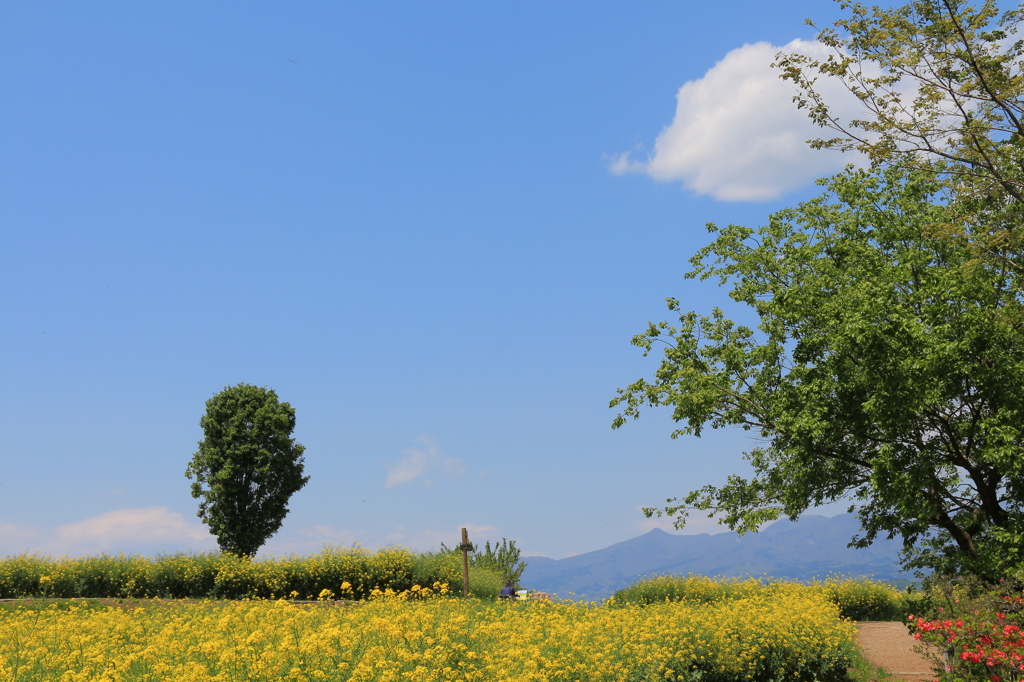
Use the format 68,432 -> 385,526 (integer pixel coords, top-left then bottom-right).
519,514 -> 909,600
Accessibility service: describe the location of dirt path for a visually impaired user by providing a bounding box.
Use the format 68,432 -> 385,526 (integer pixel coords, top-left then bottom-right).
857,622 -> 940,681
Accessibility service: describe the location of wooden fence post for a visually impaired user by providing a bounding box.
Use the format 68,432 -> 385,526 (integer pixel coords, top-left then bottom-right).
460,527 -> 471,598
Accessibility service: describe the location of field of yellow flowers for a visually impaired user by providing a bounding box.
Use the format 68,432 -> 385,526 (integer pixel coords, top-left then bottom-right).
0,584 -> 857,682
0,547 -> 502,600
614,574 -> 922,622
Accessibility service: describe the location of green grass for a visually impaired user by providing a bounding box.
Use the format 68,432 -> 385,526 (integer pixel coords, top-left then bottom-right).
0,598 -> 110,613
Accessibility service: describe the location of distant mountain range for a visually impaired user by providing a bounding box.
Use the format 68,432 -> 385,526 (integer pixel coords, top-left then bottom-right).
519,514 -> 911,600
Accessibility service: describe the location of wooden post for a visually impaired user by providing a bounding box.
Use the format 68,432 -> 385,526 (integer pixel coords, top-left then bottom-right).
460,527 -> 470,598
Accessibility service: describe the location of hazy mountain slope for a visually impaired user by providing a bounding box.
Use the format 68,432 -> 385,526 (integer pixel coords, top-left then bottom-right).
519,514 -> 908,600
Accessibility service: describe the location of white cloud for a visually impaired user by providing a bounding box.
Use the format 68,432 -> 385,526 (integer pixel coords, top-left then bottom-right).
258,525 -> 365,555
0,521 -> 43,550
0,511 -> 507,560
300,525 -> 362,543
0,507 -> 217,557
264,524 -> 504,557
378,523 -> 501,553
55,507 -> 212,545
633,508 -> 776,535
385,436 -> 464,489
462,523 -> 499,535
611,39 -> 867,201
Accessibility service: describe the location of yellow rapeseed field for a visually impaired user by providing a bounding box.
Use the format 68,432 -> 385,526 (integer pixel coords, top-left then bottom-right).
0,548 -> 502,601
0,584 -> 856,682
613,574 -> 918,621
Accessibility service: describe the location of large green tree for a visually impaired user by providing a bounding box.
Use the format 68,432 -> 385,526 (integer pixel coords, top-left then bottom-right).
611,168 -> 1024,577
186,383 -> 310,557
775,0 -> 1024,270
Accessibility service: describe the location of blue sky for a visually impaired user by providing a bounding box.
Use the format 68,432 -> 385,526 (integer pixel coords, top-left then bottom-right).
2,1 -> 863,560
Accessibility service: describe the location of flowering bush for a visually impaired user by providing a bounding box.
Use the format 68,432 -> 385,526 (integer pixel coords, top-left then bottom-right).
910,576 -> 1024,682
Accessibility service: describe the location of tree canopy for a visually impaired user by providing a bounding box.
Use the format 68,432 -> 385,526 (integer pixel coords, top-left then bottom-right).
775,0 -> 1024,270
186,383 -> 309,557
611,168 -> 1024,577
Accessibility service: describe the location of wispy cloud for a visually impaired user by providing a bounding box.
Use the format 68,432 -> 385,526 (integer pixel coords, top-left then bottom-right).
385,437 -> 464,489
0,521 -> 43,549
384,522 -> 501,552
300,525 -> 362,543
0,507 -> 217,556
633,508 -> 776,535
609,39 -> 867,201
258,525 -> 365,555
55,507 -> 212,544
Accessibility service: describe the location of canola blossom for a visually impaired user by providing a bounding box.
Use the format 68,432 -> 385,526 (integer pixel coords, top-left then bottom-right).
613,574 -> 919,622
0,588 -> 855,682
0,548 -> 502,601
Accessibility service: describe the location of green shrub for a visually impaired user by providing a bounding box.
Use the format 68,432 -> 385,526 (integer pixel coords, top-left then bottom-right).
612,574 -> 923,621
818,575 -> 927,621
910,574 -> 1024,682
0,547 -> 504,600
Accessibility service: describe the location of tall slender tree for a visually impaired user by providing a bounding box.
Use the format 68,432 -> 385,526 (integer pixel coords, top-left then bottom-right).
186,383 -> 309,557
